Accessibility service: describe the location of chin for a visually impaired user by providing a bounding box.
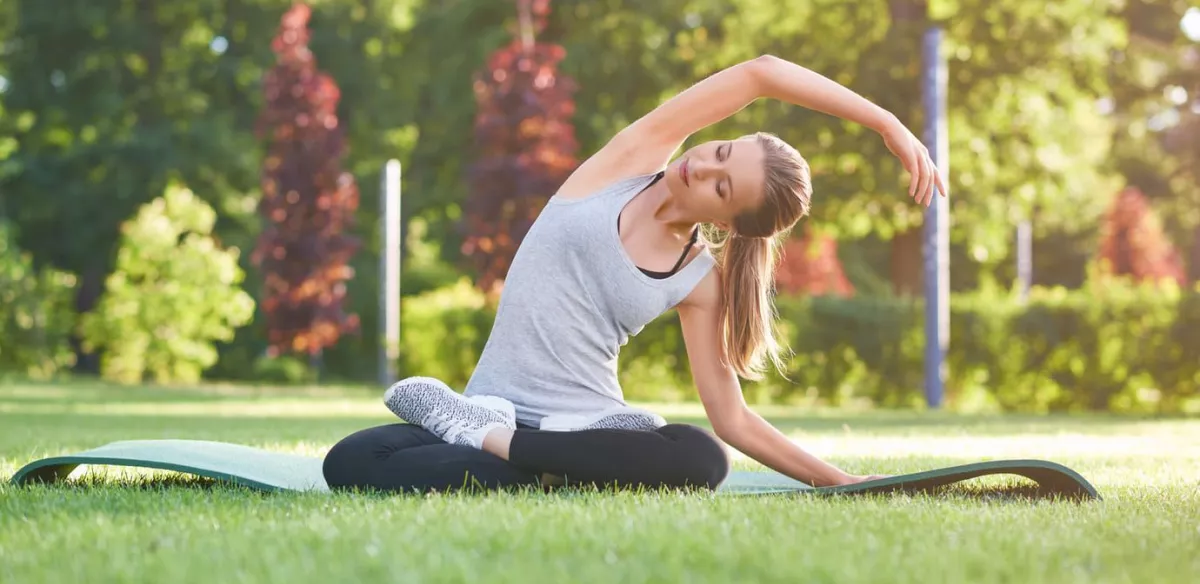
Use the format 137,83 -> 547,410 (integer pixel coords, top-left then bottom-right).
661,163 -> 678,189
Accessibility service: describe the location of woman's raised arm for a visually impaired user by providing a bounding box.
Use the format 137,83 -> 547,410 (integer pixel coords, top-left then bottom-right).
568,54 -> 945,205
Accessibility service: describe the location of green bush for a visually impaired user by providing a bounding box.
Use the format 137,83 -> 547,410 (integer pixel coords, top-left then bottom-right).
398,277 -> 494,389
0,222 -> 78,378
395,276 -> 1200,413
79,183 -> 256,384
766,279 -> 1200,413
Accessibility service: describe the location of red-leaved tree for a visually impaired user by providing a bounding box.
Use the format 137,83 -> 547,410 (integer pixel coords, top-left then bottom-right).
461,0 -> 579,296
1095,186 -> 1186,286
774,227 -> 856,297
254,3 -> 361,358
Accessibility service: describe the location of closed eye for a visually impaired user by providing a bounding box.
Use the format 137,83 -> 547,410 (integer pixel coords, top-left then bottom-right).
716,143 -> 731,199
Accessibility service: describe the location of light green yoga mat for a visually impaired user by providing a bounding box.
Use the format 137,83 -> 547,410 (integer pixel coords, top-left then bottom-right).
9,439 -> 1100,500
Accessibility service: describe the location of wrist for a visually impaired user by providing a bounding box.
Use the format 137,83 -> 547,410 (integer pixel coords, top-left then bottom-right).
870,109 -> 902,135
816,468 -> 854,487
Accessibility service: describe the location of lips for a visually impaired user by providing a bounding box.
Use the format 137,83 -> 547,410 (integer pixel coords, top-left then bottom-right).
680,159 -> 690,186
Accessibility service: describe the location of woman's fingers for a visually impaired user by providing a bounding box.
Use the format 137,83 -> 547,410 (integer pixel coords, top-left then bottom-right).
933,162 -> 948,199
915,146 -> 931,205
907,146 -> 922,199
894,132 -> 948,205
922,155 -> 936,206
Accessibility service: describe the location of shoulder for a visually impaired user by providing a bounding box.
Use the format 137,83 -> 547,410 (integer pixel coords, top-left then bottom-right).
677,265 -> 723,315
554,130 -> 679,201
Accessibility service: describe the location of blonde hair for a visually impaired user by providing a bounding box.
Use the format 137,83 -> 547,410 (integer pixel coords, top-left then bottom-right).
704,132 -> 811,380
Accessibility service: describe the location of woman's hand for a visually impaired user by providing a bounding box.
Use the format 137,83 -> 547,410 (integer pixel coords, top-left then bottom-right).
880,118 -> 947,208
842,473 -> 892,485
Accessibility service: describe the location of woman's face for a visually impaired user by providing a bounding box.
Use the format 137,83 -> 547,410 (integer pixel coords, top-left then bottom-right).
664,137 -> 767,230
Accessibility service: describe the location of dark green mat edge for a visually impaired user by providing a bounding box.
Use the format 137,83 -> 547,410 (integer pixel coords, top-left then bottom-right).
9,455 -> 296,493
8,444 -> 1102,501
815,459 -> 1101,500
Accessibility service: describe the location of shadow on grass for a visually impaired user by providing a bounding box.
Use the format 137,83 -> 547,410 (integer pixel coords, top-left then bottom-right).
928,482 -> 1067,503
27,472 -> 233,492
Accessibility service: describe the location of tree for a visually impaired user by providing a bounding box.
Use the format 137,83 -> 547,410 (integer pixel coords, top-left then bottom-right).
253,3 -> 361,358
1106,0 -> 1200,282
775,226 -> 856,297
1094,186 -> 1186,285
79,183 -> 256,384
461,0 -> 579,296
0,0 -> 285,371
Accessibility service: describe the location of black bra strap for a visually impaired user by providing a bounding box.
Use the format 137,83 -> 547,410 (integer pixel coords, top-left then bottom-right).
617,171 -> 700,277
665,227 -> 700,275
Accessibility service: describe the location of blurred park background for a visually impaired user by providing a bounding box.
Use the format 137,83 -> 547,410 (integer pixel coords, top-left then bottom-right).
1,0 -> 1199,416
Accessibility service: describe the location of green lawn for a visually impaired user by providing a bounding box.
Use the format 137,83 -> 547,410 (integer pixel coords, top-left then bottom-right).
1,379 -> 1197,584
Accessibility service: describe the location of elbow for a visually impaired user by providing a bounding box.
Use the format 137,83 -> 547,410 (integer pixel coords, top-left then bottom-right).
750,54 -> 785,73
753,53 -> 781,66
710,406 -> 751,445
746,54 -> 781,94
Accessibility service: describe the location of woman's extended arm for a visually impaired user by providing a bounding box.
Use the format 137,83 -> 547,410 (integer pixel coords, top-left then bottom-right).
587,54 -> 945,206
624,55 -> 894,148
676,269 -> 878,487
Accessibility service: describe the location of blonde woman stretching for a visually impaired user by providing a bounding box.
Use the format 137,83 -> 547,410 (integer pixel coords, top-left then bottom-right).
324,54 -> 946,493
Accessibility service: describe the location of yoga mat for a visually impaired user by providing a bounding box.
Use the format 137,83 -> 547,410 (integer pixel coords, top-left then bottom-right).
8,439 -> 1100,500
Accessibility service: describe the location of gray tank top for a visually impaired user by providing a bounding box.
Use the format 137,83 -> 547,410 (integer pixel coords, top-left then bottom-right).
463,171 -> 716,426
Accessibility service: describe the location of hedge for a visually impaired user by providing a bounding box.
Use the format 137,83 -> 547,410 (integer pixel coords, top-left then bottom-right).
398,277 -> 1200,413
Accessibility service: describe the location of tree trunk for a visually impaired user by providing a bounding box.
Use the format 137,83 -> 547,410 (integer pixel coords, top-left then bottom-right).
1191,224 -> 1200,284
71,263 -> 106,374
890,228 -> 924,297
886,0 -> 928,298
888,0 -> 926,22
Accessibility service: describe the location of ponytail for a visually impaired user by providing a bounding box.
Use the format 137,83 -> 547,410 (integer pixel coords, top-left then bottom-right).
710,131 -> 812,380
716,232 -> 787,380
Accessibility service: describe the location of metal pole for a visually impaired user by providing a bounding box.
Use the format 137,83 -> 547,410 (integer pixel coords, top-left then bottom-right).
1016,220 -> 1032,303
922,26 -> 950,408
378,159 -> 401,386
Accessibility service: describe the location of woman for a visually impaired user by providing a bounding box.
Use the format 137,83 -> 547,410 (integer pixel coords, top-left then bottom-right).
323,54 -> 946,493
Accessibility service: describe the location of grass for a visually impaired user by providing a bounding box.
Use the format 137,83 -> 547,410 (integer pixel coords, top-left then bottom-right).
1,379 -> 1197,584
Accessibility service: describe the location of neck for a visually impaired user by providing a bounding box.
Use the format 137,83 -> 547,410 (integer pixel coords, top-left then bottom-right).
644,179 -> 701,237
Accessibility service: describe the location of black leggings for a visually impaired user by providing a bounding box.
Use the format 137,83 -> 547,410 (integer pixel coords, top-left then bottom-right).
322,422 -> 730,494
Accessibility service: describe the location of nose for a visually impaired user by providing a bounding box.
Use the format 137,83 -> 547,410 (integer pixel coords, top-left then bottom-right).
690,158 -> 719,179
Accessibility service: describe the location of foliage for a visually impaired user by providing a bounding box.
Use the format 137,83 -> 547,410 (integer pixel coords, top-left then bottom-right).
2,0 -> 1199,385
0,0 -> 418,379
774,226 -> 856,297
461,0 -> 579,296
297,0 -> 425,379
1106,0 -> 1200,277
0,223 -> 77,378
779,279 -> 1200,413
79,184 -> 255,384
1094,186 -> 1186,285
254,3 -> 361,358
398,277 -> 494,388
383,0 -> 518,273
398,276 -> 1200,413
0,0 -> 282,293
